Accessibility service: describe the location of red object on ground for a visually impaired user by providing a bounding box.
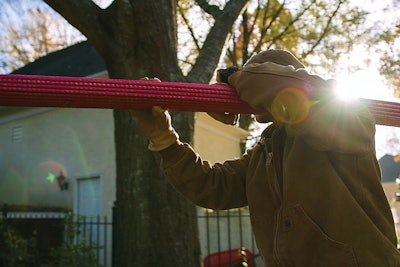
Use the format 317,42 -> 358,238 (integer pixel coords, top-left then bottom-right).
1,74 -> 400,127
203,247 -> 257,267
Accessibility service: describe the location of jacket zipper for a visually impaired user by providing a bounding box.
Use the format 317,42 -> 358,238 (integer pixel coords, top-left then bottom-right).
264,128 -> 284,265
274,208 -> 284,266
270,154 -> 284,265
265,138 -> 282,202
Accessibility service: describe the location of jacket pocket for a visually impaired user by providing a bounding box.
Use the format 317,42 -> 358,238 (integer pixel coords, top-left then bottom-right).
278,204 -> 358,267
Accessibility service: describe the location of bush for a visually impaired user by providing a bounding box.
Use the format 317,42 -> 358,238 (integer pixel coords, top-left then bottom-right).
0,218 -> 39,266
46,212 -> 101,267
0,213 -> 101,267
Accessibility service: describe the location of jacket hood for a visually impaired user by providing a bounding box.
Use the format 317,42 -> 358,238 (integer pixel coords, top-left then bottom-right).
245,49 -> 305,70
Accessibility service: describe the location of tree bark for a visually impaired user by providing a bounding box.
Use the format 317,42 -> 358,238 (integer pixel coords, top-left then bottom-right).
113,109 -> 199,266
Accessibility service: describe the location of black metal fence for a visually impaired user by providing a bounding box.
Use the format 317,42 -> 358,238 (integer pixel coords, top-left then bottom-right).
83,210 -> 262,267
1,208 -> 259,267
197,208 -> 261,267
0,211 -> 112,267
69,214 -> 113,267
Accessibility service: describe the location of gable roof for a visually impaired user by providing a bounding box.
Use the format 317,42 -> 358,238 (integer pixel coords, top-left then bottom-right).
12,41 -> 106,77
1,41 -> 107,118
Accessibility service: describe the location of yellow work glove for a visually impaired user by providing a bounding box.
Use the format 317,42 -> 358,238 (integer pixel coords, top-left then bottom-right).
130,106 -> 179,151
129,77 -> 178,151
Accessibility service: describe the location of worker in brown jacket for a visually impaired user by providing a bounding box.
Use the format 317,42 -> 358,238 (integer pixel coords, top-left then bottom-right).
130,50 -> 400,266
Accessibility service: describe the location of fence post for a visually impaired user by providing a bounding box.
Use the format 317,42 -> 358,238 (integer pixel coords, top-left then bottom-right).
112,201 -> 118,267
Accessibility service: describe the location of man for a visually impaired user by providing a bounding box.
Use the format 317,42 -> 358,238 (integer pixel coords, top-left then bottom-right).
130,50 -> 400,266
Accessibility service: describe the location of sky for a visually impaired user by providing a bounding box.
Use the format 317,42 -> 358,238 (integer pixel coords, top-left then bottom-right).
335,49 -> 394,102
335,0 -> 397,102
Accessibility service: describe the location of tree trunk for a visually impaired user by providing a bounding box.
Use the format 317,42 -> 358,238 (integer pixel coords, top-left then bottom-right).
106,1 -> 201,265
113,110 -> 200,266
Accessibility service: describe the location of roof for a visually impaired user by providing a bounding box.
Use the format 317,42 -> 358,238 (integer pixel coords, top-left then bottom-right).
12,41 -> 106,77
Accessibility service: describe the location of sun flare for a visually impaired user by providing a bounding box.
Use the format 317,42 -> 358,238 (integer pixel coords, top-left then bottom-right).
336,69 -> 392,101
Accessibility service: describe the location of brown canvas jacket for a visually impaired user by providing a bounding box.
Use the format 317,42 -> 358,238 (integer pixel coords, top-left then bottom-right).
159,61 -> 400,266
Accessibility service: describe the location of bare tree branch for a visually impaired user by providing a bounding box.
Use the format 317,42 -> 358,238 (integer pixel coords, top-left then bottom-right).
266,0 -> 316,49
43,0 -> 102,42
178,3 -> 201,51
251,0 -> 286,56
301,1 -> 344,59
188,0 -> 249,83
194,0 -> 222,18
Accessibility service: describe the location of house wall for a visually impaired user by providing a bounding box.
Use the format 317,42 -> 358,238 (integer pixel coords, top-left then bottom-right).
193,112 -> 248,163
383,182 -> 398,203
0,107 -> 116,216
0,108 -> 249,214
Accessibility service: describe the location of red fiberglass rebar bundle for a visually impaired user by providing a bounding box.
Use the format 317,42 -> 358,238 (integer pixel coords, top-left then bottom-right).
1,74 -> 400,127
0,74 -> 258,114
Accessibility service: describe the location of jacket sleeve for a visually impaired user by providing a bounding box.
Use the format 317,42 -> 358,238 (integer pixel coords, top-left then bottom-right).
228,62 -> 376,153
159,142 -> 250,210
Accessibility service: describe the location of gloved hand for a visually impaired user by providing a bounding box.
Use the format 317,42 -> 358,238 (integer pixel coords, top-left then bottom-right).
130,106 -> 179,151
216,66 -> 239,84
129,77 -> 178,151
207,79 -> 240,125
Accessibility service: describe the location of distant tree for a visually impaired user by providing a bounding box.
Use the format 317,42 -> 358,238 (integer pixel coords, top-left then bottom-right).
378,23 -> 400,97
0,2 -> 83,73
178,0 -> 369,75
355,0 -> 400,98
221,0 -> 368,131
226,0 -> 368,70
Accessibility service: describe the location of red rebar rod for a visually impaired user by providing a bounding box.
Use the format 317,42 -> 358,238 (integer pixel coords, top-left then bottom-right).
0,74 -> 258,114
1,74 -> 400,127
